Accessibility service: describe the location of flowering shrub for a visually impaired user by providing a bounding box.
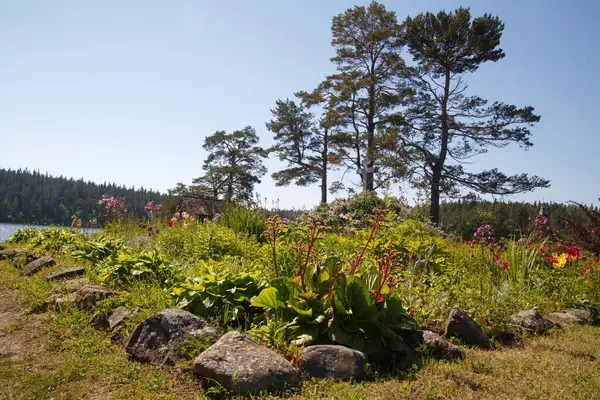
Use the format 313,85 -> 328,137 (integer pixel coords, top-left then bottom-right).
144,201 -> 162,215
473,224 -> 495,245
169,211 -> 195,227
98,195 -> 127,219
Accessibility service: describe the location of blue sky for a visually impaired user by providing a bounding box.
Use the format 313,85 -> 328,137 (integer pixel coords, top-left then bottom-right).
1,0 -> 598,209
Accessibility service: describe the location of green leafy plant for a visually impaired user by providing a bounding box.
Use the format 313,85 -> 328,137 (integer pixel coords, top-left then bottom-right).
172,272 -> 267,329
97,249 -> 180,287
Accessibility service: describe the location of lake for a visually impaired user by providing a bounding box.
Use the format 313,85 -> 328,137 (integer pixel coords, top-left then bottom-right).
0,223 -> 100,243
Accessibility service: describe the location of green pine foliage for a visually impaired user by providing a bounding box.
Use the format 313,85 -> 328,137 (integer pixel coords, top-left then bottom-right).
0,168 -> 163,225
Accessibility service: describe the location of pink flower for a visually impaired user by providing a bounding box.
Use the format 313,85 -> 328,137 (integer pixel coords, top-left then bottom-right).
541,246 -> 548,253
557,243 -> 563,249
175,212 -> 180,219
582,268 -> 591,275
595,257 -> 600,263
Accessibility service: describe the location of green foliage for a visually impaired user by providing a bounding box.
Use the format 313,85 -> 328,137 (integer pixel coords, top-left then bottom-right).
9,227 -> 86,254
155,221 -> 260,264
193,126 -> 267,202
96,249 -> 180,288
216,202 -> 266,241
0,167 -> 163,225
172,272 -> 267,329
402,7 -> 547,224
71,236 -> 124,263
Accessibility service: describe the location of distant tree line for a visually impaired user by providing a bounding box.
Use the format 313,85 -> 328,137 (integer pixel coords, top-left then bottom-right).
0,168 -> 163,225
440,199 -> 598,240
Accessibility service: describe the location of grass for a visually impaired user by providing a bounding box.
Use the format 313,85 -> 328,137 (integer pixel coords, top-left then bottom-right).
1,206 -> 600,400
2,252 -> 600,399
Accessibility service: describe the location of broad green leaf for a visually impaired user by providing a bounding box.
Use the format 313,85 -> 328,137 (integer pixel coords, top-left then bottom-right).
250,287 -> 284,309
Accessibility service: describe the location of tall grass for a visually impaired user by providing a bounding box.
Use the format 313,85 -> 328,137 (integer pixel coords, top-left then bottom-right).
216,202 -> 266,241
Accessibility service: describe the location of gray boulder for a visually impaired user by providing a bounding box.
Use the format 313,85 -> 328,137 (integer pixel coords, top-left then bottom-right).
22,256 -> 55,276
421,330 -> 465,361
194,331 -> 300,393
546,311 -> 584,328
444,307 -> 491,349
301,345 -> 366,381
46,267 -> 86,281
510,310 -> 555,335
127,309 -> 217,365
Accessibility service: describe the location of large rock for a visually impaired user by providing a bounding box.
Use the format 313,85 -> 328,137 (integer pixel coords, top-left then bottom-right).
127,309 -> 217,365
510,310 -> 556,335
444,307 -> 491,349
194,331 -> 300,393
22,256 -> 55,276
546,311 -> 584,328
73,284 -> 115,310
301,345 -> 366,381
46,267 -> 86,281
421,330 -> 465,361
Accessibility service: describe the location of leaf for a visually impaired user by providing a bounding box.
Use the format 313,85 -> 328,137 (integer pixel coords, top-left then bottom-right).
250,288 -> 284,309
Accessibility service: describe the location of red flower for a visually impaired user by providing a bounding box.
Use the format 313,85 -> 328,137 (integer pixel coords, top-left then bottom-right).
545,256 -> 558,263
541,246 -> 548,253
502,261 -> 509,271
139,223 -> 146,229
557,243 -> 563,249
494,254 -> 502,264
582,268 -> 591,275
595,257 -> 600,263
168,220 -> 175,227
566,247 -> 581,258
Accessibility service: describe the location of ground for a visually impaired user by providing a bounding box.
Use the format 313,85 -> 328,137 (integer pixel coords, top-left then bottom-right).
1,259 -> 600,399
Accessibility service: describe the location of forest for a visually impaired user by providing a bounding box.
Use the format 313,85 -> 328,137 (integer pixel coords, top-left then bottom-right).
0,168 -> 163,225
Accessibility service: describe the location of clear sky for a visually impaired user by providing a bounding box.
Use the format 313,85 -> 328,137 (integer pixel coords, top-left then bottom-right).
1,0 -> 598,209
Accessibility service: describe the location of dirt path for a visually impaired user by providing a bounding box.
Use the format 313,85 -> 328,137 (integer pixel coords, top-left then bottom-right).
0,286 -> 51,398
0,287 -> 47,360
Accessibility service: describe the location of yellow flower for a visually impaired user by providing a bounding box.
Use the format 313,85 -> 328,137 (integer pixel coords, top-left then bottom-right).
552,252 -> 568,269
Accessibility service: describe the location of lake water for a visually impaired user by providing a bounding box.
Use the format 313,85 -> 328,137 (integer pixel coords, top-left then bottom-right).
0,223 -> 100,243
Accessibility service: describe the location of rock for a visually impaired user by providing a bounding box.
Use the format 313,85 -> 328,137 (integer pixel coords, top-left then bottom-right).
73,285 -> 115,310
546,312 -> 584,328
194,331 -> 300,394
93,306 -> 139,332
422,319 -> 446,335
12,252 -> 37,268
510,310 -> 556,335
108,306 -> 138,331
444,307 -> 491,349
565,306 -> 598,324
52,278 -> 89,293
46,267 -> 86,281
38,292 -> 77,312
126,309 -> 217,365
22,256 -> 55,276
421,330 -> 465,361
301,345 -> 367,381
0,248 -> 29,260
